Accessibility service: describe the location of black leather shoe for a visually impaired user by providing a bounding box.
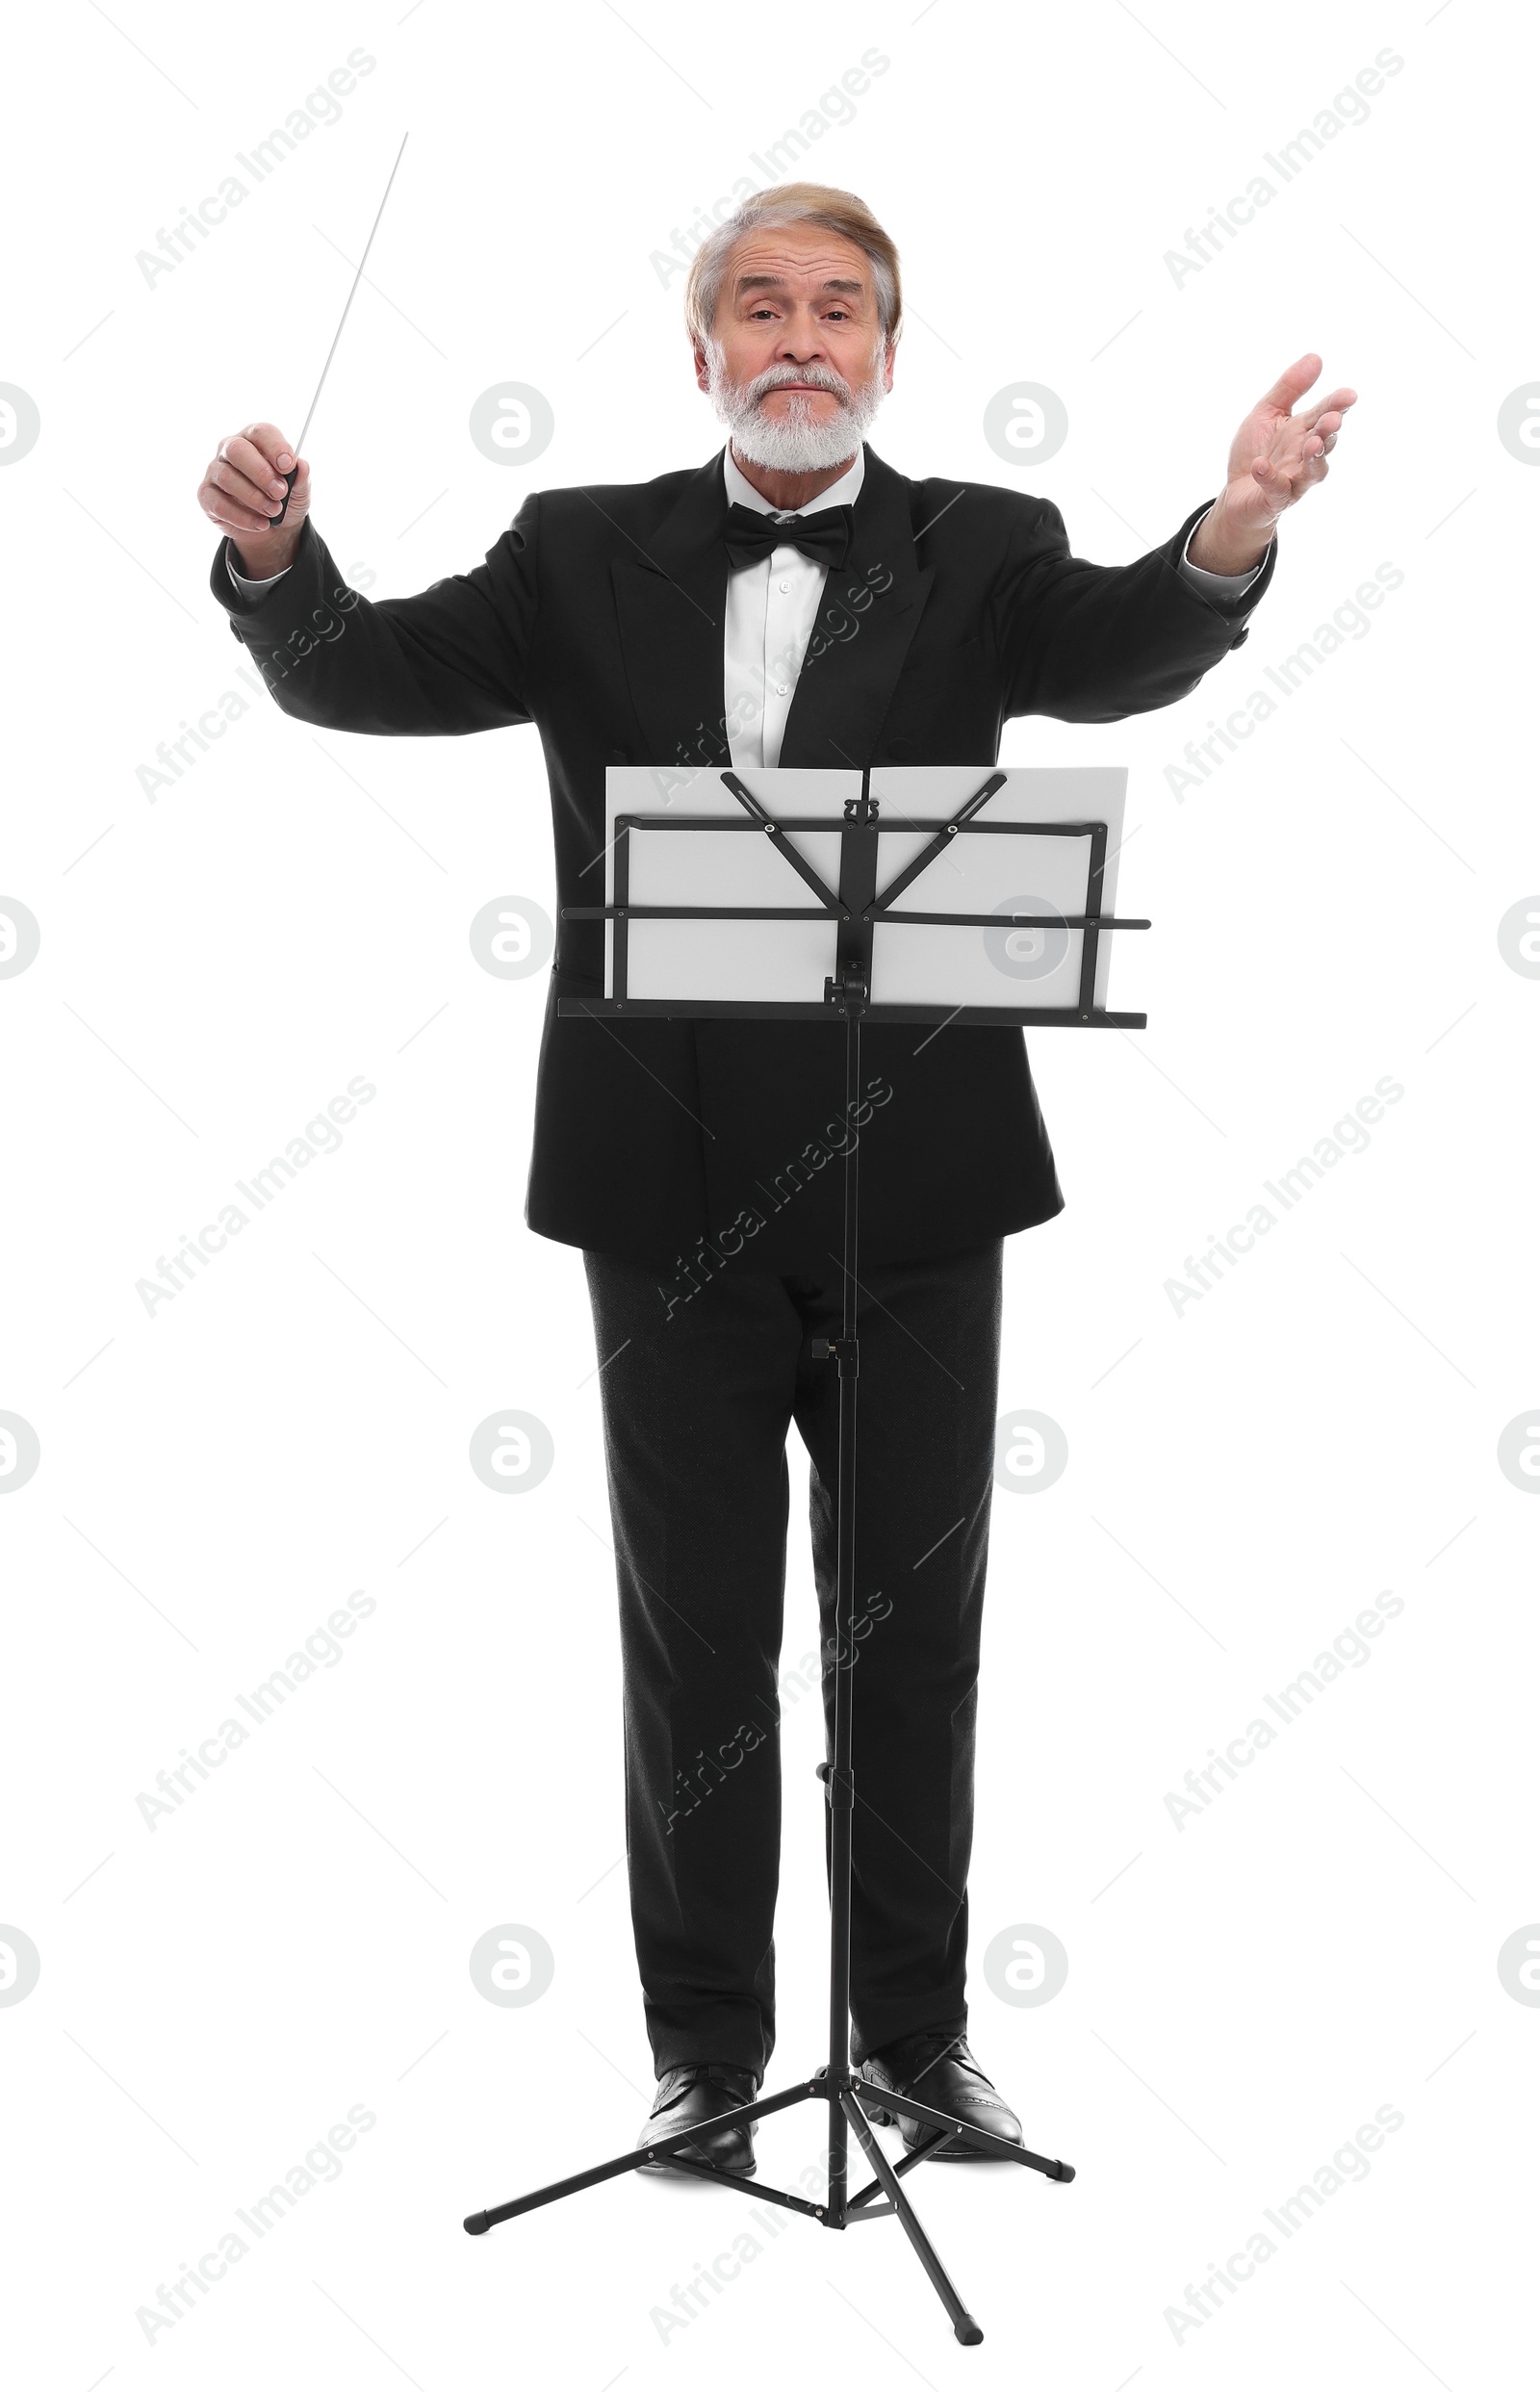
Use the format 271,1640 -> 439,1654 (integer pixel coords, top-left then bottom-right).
857,2030 -> 1022,2160
637,2063 -> 760,2174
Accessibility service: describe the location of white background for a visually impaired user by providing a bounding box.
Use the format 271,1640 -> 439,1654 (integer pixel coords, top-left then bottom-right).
2,2 -> 1535,2385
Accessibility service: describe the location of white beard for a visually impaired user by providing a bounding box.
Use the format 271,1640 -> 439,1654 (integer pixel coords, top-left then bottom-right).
706,348 -> 887,474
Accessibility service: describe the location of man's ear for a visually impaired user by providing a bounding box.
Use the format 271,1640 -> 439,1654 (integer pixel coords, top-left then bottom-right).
881,338 -> 897,395
693,342 -> 711,394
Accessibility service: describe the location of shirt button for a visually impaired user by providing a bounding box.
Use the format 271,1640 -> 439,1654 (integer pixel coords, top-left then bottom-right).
778,579 -> 790,592
776,682 -> 789,696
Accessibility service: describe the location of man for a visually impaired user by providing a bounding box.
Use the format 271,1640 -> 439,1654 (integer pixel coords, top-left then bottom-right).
197,182 -> 1352,2176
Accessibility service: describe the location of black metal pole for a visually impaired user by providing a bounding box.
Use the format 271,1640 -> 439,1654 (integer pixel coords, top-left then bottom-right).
840,2091 -> 984,2345
824,976 -> 862,2228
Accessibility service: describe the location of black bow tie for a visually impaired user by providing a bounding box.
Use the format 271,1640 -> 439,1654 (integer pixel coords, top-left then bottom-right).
723,501 -> 854,573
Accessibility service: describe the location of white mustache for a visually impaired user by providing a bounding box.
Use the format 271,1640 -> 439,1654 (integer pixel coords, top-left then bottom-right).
744,367 -> 852,407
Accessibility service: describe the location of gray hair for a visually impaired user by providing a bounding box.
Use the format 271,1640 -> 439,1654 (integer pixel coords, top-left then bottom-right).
684,182 -> 902,350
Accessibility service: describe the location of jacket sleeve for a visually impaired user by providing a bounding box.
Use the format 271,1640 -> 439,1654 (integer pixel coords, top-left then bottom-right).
992,497 -> 1274,725
207,491 -> 540,735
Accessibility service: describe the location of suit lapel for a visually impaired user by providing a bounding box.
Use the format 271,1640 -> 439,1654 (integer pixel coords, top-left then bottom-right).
611,455 -> 732,775
778,446 -> 933,769
609,443 -> 933,776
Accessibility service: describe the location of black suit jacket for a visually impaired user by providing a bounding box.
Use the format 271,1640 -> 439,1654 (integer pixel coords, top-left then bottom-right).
210,444 -> 1273,1272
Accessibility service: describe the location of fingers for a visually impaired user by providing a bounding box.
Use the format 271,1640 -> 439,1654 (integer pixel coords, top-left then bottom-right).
1279,397 -> 1352,462
1259,352 -> 1322,412
218,431 -> 292,511
198,469 -> 272,536
197,422 -> 309,536
1300,410 -> 1351,460
1250,450 -> 1328,499
1298,393 -> 1356,458
236,421 -> 297,476
204,460 -> 283,533
203,495 -> 274,536
1303,386 -> 1357,424
197,450 -> 309,539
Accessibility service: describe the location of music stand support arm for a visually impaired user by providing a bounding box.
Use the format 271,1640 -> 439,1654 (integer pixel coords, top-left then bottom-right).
721,768 -> 842,912
868,768 -> 1006,913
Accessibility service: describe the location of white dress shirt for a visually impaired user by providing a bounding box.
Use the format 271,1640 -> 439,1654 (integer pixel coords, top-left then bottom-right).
720,443 -> 868,768
225,454 -> 1262,763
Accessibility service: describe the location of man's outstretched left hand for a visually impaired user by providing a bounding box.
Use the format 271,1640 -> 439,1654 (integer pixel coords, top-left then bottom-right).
1187,353 -> 1356,576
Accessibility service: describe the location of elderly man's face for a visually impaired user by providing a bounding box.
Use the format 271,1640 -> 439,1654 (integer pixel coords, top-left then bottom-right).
696,222 -> 895,473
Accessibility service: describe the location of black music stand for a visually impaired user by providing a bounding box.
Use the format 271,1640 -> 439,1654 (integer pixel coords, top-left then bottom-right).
462,765 -> 1149,2344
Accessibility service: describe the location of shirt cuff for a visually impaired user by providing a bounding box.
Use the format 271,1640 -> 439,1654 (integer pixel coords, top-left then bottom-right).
224,541 -> 292,600
1178,507 -> 1266,599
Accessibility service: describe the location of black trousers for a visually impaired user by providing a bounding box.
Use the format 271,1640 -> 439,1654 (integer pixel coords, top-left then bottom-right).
582,1237 -> 1004,2079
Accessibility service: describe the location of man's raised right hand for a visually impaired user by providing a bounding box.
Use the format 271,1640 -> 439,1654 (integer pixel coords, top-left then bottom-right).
197,423 -> 311,578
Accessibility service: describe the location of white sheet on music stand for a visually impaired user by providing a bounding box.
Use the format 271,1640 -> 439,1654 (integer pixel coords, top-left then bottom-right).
603,765 -> 1129,1010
